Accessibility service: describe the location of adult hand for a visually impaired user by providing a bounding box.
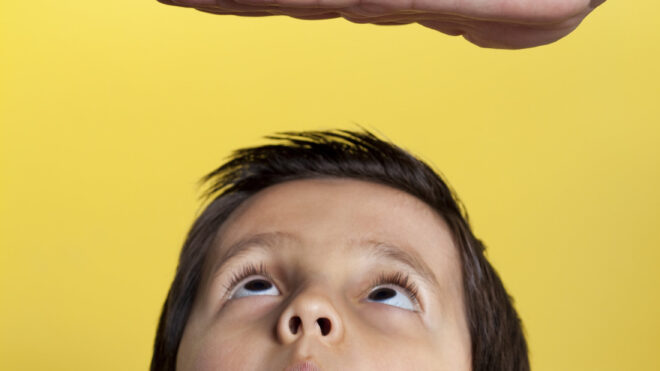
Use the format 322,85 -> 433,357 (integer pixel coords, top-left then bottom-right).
158,0 -> 606,49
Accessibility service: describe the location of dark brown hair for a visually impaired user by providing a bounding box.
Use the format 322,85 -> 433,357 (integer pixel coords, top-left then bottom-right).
151,129 -> 529,371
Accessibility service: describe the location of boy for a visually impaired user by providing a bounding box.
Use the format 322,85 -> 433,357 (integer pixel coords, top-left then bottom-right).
152,130 -> 529,370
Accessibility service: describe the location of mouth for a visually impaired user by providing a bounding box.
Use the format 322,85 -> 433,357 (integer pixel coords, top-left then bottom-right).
284,360 -> 320,371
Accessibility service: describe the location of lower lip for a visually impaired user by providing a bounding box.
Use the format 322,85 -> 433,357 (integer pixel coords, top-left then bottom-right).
285,361 -> 320,371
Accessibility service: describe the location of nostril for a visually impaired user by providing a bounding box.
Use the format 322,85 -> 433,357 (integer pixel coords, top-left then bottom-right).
317,318 -> 332,336
289,316 -> 302,335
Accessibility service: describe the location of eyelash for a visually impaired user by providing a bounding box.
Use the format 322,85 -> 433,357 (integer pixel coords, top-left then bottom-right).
224,263 -> 420,305
370,271 -> 420,305
224,263 -> 273,297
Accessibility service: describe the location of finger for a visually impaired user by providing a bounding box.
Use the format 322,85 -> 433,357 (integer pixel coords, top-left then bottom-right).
373,21 -> 412,25
171,0 -> 595,23
196,7 -> 339,19
341,12 -> 455,24
196,3 -> 343,16
233,0 -> 358,10
353,0 -> 594,24
272,8 -> 343,16
194,0 -> 272,12
415,20 -> 468,36
196,8 -> 278,15
288,12 -> 342,19
420,17 -> 578,49
157,0 -> 197,7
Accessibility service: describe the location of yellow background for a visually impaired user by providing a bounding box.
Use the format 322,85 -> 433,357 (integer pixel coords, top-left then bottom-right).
1,1 -> 659,370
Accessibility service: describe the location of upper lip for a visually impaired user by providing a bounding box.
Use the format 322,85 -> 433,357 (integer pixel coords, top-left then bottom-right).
283,360 -> 321,371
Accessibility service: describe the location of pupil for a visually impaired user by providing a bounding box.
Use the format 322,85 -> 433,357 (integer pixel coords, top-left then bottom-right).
369,288 -> 396,301
245,279 -> 272,292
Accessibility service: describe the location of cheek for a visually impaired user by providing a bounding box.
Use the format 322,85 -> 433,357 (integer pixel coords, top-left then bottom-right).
351,304 -> 470,371
178,298 -> 281,371
190,336 -> 260,371
358,303 -> 427,337
343,330 -> 444,371
348,337 -> 467,371
179,324 -> 275,371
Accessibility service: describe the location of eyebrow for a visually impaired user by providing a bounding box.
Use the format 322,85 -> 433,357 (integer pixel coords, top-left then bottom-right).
210,231 -> 299,279
352,239 -> 441,290
210,232 -> 441,290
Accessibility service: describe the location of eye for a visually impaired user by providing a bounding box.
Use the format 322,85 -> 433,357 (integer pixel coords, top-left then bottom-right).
230,276 -> 280,299
366,284 -> 416,311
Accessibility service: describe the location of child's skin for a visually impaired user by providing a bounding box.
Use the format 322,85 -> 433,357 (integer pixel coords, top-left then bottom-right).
177,178 -> 471,370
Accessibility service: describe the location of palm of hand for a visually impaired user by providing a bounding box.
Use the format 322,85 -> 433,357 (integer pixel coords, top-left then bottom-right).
158,0 -> 605,48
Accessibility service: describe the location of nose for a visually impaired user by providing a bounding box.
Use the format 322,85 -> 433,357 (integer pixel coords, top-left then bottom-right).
276,289 -> 344,345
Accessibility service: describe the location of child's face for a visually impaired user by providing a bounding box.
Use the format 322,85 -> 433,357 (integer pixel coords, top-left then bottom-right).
177,178 -> 471,371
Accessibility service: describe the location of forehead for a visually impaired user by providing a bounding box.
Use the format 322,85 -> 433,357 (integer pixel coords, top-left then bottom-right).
211,178 -> 461,282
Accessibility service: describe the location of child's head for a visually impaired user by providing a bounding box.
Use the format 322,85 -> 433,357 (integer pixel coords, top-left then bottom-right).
152,130 -> 529,371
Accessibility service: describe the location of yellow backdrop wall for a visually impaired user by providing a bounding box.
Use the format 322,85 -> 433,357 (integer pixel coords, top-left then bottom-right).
1,1 -> 659,370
